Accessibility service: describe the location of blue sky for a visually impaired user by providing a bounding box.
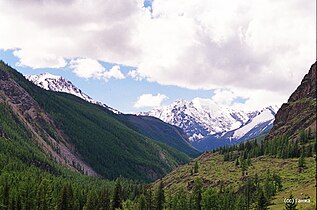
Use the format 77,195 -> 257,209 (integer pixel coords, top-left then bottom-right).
0,0 -> 314,113
0,49 -> 215,113
143,0 -> 153,10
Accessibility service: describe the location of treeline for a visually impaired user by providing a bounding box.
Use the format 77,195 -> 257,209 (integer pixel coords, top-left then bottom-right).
217,128 -> 315,162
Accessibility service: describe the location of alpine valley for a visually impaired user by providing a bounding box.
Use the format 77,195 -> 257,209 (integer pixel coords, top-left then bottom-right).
25,73 -> 279,152
1,61 -> 201,180
0,60 -> 316,210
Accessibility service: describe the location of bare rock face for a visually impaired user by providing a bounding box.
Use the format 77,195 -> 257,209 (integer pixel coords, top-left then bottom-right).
267,62 -> 316,139
0,62 -> 97,176
288,63 -> 316,102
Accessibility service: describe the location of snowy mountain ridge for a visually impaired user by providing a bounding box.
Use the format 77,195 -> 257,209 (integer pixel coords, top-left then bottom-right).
25,73 -> 278,150
25,73 -> 120,114
231,106 -> 276,139
192,105 -> 279,151
140,98 -> 278,143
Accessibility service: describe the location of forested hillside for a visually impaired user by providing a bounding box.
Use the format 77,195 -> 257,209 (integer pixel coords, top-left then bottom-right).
119,114 -> 200,158
0,61 -> 193,209
0,102 -> 146,209
0,61 -> 190,181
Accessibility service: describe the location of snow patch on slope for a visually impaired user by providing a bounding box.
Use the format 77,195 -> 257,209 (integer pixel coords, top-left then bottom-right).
232,108 -> 275,139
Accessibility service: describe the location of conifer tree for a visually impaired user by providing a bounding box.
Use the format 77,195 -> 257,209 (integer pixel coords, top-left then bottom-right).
223,153 -> 229,161
194,162 -> 199,174
138,194 -> 146,210
299,129 -> 307,143
247,155 -> 251,166
57,184 -> 73,210
145,189 -> 153,210
83,192 -> 95,210
234,194 -> 246,210
99,188 -> 110,210
298,154 -> 305,168
1,179 -> 10,210
154,181 -> 165,210
36,179 -> 50,210
240,158 -> 247,176
201,188 -> 218,210
111,180 -> 123,210
235,158 -> 239,166
192,178 -> 202,210
256,189 -> 268,210
263,171 -> 275,199
172,188 -> 188,210
272,173 -> 283,191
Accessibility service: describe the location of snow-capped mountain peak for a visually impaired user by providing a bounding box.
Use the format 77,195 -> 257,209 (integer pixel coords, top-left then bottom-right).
26,73 -> 94,102
191,105 -> 278,151
25,73 -> 121,114
140,98 -> 279,144
140,98 -> 254,141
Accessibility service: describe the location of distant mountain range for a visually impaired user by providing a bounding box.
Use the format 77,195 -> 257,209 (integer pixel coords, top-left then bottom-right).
192,106 -> 278,151
25,72 -> 278,152
140,99 -> 278,151
139,99 -> 252,141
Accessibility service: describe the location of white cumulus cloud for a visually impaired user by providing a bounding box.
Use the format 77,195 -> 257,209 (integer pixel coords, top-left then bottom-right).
127,69 -> 144,81
211,89 -> 240,106
13,50 -> 67,69
0,0 -> 314,108
70,58 -> 125,80
194,87 -> 288,111
134,93 -> 168,108
104,65 -> 125,80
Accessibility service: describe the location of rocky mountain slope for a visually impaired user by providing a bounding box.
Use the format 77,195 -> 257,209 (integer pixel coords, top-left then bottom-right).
25,73 -> 120,114
266,62 -> 316,139
1,66 -> 97,176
